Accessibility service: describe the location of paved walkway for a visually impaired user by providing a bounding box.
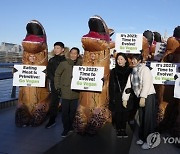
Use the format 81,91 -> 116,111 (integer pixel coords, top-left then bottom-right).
0,107 -> 179,154
0,79 -> 179,154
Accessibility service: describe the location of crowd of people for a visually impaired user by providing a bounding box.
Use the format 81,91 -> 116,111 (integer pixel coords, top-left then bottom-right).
44,40 -> 158,150
45,24 -> 180,150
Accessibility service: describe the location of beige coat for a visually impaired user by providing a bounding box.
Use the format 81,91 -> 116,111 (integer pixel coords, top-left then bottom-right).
122,63 -> 156,101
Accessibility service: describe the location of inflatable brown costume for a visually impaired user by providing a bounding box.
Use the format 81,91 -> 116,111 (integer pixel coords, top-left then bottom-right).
143,30 -> 163,61
157,26 -> 180,147
74,15 -> 114,134
15,20 -> 50,127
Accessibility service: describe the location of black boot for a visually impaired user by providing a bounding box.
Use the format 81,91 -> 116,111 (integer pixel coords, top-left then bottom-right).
45,117 -> 56,129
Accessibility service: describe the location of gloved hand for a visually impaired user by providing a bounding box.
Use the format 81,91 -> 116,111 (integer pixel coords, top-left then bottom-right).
56,88 -> 62,98
139,97 -> 145,107
123,100 -> 128,108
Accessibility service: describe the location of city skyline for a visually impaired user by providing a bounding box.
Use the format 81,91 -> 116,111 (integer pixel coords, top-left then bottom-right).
0,0 -> 179,53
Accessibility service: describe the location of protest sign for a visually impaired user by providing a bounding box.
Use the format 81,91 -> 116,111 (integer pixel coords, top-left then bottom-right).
115,33 -> 142,53
13,64 -> 46,87
174,73 -> 180,99
154,42 -> 166,61
71,66 -> 104,91
110,57 -> 115,69
150,62 -> 177,85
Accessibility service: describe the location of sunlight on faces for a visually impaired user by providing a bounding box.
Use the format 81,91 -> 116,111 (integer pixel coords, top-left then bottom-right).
29,54 -> 36,63
70,49 -> 79,61
53,45 -> 64,55
131,57 -> 141,67
90,53 -> 96,60
117,55 -> 126,67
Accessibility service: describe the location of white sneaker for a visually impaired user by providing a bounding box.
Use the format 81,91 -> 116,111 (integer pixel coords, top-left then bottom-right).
141,142 -> 150,150
136,139 -> 144,145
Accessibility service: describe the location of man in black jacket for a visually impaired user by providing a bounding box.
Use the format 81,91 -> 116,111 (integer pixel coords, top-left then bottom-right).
45,42 -> 66,128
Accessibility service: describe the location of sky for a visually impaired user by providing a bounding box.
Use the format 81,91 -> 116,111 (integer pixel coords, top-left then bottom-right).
0,0 -> 179,53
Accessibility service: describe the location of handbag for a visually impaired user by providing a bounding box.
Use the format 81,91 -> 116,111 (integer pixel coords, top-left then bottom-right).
115,72 -> 136,110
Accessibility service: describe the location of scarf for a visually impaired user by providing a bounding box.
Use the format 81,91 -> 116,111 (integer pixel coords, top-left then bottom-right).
132,64 -> 141,97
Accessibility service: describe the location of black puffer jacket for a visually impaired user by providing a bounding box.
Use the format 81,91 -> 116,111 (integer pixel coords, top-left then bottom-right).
109,65 -> 132,112
47,55 -> 65,91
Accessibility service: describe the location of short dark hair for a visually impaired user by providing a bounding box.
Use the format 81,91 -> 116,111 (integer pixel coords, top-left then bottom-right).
131,53 -> 143,62
54,42 -> 64,48
173,26 -> 180,38
70,47 -> 80,55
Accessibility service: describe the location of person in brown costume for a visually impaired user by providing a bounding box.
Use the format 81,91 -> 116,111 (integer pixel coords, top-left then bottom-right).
15,20 -> 50,127
73,15 -> 115,135
157,26 -> 180,148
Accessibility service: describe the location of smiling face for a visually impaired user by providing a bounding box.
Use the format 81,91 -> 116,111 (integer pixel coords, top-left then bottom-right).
29,54 -> 36,63
117,55 -> 127,67
131,57 -> 141,67
70,49 -> 79,61
53,45 -> 64,55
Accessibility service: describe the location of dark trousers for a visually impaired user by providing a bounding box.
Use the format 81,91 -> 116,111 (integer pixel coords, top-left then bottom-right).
61,99 -> 78,132
48,82 -> 60,120
138,94 -> 158,142
115,111 -> 129,130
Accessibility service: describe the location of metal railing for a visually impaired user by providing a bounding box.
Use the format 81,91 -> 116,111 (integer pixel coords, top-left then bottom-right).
0,63 -> 18,109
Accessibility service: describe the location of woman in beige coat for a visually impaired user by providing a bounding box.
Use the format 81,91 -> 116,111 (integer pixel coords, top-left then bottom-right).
122,53 -> 157,150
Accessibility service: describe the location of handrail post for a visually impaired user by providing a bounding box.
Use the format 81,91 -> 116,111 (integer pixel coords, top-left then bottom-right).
11,86 -> 16,98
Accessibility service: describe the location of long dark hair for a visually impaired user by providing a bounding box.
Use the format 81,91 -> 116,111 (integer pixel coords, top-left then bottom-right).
115,52 -> 129,67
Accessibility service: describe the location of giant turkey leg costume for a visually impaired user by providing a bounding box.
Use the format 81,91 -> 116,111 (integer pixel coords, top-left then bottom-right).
15,20 -> 50,127
74,15 -> 115,134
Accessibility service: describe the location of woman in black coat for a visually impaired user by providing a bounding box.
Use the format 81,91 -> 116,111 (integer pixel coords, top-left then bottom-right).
109,52 -> 132,138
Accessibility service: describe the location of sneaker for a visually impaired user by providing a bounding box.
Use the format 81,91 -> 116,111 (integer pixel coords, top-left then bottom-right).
136,139 -> 144,145
121,130 -> 128,138
45,120 -> 56,129
117,130 -> 128,138
61,130 -> 69,138
22,124 -> 28,128
68,129 -> 74,133
141,142 -> 150,150
117,130 -> 124,138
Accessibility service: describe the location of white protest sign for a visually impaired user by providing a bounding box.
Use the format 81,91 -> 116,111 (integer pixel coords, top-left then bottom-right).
110,57 -> 115,70
71,66 -> 104,91
154,42 -> 166,61
115,33 -> 142,53
150,62 -> 177,85
13,64 -> 46,87
174,73 -> 180,99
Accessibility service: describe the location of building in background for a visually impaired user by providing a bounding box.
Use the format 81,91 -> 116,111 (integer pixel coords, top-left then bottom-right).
0,42 -> 23,63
